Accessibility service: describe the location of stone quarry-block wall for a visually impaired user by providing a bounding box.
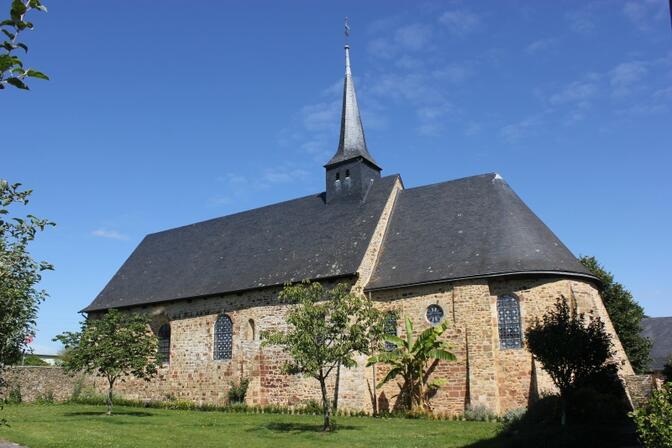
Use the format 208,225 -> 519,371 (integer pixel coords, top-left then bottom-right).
0,367 -> 93,402
75,274 -> 632,416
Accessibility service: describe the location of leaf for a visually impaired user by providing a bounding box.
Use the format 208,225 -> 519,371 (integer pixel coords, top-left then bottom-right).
429,349 -> 456,362
16,42 -> 28,52
383,335 -> 405,349
405,317 -> 413,349
6,77 -> 28,89
26,69 -> 48,80
1,29 -> 15,39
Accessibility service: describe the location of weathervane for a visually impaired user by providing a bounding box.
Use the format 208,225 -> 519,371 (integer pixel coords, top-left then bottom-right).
344,16 -> 351,45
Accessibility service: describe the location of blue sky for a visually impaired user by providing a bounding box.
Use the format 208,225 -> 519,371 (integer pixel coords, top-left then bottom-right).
4,1 -> 671,354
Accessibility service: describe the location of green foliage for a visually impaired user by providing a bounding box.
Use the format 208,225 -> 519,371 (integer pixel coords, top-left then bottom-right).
54,309 -> 159,415
5,384 -> 21,403
21,354 -> 48,366
0,0 -> 49,90
227,377 -> 250,404
367,317 -> 455,412
630,383 -> 672,448
262,281 -> 384,431
35,389 -> 54,404
525,298 -> 620,425
579,255 -> 652,373
0,180 -> 53,425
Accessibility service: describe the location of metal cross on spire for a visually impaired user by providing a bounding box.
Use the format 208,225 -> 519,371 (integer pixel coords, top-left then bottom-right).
344,16 -> 351,44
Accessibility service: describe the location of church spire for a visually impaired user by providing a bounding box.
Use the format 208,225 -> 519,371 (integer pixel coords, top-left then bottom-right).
324,43 -> 381,170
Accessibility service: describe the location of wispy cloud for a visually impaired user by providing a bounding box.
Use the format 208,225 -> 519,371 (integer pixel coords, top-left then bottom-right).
395,23 -> 433,51
92,228 -> 129,241
622,0 -> 668,31
500,116 -> 542,143
609,61 -> 648,97
525,38 -> 559,55
438,8 -> 481,36
548,80 -> 599,106
565,6 -> 596,34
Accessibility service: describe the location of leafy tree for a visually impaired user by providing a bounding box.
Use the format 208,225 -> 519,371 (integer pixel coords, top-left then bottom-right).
367,317 -> 455,412
1,0 -> 49,90
525,297 -> 617,425
0,180 -> 54,425
21,354 -> 48,366
630,382 -> 672,448
580,255 -> 652,373
262,281 -> 383,431
54,309 -> 159,415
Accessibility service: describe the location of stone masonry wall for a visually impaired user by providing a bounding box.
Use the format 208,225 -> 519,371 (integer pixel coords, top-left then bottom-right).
4,276 -> 631,414
0,367 -> 93,402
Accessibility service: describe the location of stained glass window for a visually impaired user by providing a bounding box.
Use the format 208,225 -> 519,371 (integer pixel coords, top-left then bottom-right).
383,313 -> 397,351
214,314 -> 233,360
498,295 -> 522,349
157,323 -> 171,364
426,304 -> 444,325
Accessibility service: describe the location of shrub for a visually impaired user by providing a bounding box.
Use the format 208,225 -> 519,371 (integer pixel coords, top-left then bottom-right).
227,377 -> 250,404
35,390 -> 55,404
630,383 -> 672,448
6,385 -> 21,404
21,355 -> 49,366
567,387 -> 627,424
301,399 -> 322,415
464,403 -> 496,421
70,377 -> 85,401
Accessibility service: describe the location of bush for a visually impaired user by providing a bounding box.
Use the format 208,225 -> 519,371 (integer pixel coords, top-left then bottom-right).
35,390 -> 55,404
567,387 -> 627,424
630,383 -> 672,448
6,385 -> 21,404
227,377 -> 250,404
21,355 -> 49,366
301,399 -> 322,415
663,357 -> 672,383
464,403 -> 496,421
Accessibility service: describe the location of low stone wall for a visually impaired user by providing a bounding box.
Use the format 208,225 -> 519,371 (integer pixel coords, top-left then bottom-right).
0,366 -> 92,402
624,374 -> 661,409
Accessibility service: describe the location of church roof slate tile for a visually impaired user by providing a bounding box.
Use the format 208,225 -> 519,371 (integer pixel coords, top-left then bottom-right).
365,172 -> 595,291
640,317 -> 672,371
82,175 -> 400,312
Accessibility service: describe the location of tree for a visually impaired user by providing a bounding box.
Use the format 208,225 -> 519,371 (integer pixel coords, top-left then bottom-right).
525,297 -> 617,425
54,309 -> 159,415
1,0 -> 49,90
262,281 -> 383,431
630,382 -> 672,448
580,255 -> 652,373
0,180 -> 54,425
367,317 -> 455,413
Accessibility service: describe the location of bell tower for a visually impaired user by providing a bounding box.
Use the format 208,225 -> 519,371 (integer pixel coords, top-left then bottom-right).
324,42 -> 382,203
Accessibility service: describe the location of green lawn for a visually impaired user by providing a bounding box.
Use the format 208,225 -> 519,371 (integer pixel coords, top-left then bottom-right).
0,403 -> 499,448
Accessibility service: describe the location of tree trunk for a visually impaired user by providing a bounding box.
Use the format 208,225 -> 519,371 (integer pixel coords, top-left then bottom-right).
333,362 -> 341,412
319,374 -> 331,432
370,363 -> 378,416
106,378 -> 115,416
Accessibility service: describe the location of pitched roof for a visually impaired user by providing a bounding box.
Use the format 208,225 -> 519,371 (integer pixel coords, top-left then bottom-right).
366,173 -> 595,291
640,317 -> 672,371
325,45 -> 380,170
83,175 -> 400,312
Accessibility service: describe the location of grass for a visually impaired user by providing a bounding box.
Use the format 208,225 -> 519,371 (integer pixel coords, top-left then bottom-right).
0,403 -> 499,448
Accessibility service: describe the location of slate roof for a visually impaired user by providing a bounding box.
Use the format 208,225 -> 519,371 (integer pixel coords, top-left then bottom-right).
366,173 -> 595,291
640,317 -> 672,371
82,175 -> 400,312
325,45 -> 380,170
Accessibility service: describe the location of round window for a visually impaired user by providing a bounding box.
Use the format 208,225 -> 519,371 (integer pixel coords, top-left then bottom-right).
426,304 -> 444,325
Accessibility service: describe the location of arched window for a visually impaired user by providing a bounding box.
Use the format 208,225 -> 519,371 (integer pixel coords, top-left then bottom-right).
157,323 -> 171,364
335,172 -> 340,181
497,295 -> 522,349
345,169 -> 350,178
214,314 -> 233,360
383,313 -> 397,351
246,319 -> 256,341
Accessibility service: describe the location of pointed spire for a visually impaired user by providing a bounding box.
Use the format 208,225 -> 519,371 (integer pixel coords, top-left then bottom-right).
325,44 -> 381,170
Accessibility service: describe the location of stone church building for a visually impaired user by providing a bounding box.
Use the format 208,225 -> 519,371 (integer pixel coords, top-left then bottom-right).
83,45 -> 633,415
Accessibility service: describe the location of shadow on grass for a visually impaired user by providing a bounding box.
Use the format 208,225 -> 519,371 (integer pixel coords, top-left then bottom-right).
63,411 -> 155,417
462,423 -> 640,448
255,421 -> 361,433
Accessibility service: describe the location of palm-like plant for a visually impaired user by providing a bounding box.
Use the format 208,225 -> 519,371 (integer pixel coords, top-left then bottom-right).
367,317 -> 455,412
